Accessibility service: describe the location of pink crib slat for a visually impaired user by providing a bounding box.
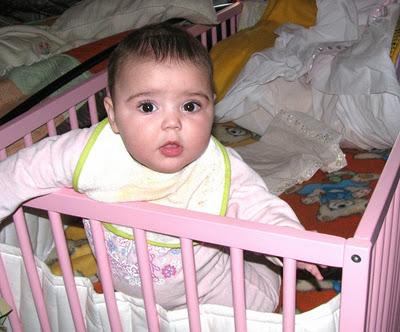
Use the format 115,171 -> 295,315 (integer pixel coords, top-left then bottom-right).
221,20 -> 227,40
89,219 -> 123,332
393,234 -> 400,329
201,32 -> 207,48
134,228 -> 160,332
366,194 -> 400,332
46,119 -> 57,136
282,258 -> 296,332
180,238 -> 201,332
48,211 -> 87,331
211,27 -> 218,46
381,195 -> 400,331
68,106 -> 79,129
385,201 -> 399,331
88,95 -> 99,125
390,196 -> 400,329
13,208 -> 52,332
230,247 -> 247,332
230,17 -> 236,36
375,213 -> 391,331
371,216 -> 386,332
0,149 -> 6,160
366,229 -> 381,331
23,133 -> 33,147
0,253 -> 23,331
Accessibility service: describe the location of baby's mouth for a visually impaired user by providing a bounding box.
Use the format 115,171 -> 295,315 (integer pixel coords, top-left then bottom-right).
159,142 -> 183,157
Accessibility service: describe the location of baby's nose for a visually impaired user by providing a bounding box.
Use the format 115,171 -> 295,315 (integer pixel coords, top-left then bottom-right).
162,111 -> 182,130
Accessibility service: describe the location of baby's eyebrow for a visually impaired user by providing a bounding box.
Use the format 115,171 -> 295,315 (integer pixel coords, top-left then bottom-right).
185,92 -> 211,101
125,91 -> 211,103
125,91 -> 155,102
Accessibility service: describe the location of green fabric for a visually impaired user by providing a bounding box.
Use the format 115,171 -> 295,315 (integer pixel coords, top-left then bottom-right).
7,54 -> 90,96
73,118 -> 109,191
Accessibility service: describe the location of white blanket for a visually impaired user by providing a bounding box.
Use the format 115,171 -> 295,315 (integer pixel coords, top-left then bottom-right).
0,25 -> 66,76
234,110 -> 346,196
215,0 -> 400,149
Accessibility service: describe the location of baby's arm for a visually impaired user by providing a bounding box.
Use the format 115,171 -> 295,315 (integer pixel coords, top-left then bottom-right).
0,127 -> 92,221
227,148 -> 323,280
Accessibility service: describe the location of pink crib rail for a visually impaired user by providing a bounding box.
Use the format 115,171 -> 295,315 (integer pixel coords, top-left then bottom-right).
350,133 -> 400,331
23,189 -> 345,332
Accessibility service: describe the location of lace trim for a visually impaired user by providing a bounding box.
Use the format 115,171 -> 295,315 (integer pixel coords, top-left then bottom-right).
282,111 -> 337,144
272,111 -> 347,194
273,161 -> 323,196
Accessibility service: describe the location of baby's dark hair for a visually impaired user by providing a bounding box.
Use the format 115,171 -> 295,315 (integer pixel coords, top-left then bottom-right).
107,23 -> 214,99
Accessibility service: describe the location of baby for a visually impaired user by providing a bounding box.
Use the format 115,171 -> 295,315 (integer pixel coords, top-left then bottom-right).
0,23 -> 322,312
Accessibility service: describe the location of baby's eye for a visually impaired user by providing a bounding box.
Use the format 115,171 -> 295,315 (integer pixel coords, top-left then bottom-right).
138,102 -> 157,113
182,101 -> 200,113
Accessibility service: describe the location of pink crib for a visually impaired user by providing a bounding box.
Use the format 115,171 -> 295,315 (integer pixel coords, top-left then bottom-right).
1,2 -> 400,331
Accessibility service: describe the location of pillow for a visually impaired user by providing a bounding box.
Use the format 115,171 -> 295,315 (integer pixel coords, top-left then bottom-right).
211,0 -> 317,102
50,0 -> 218,42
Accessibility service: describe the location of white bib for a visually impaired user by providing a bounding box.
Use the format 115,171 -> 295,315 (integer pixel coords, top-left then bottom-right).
73,119 -> 231,246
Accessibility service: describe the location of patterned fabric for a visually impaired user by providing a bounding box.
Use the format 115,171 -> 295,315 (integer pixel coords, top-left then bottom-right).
281,148 -> 388,239
84,220 -> 184,287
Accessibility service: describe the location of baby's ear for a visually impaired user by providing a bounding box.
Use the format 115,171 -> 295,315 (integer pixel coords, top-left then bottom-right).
104,96 -> 119,134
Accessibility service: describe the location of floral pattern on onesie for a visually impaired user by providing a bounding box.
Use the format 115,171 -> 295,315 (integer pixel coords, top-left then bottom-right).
83,220 -> 183,286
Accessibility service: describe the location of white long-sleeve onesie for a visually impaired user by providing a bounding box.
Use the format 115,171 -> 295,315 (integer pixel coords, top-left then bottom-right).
0,124 -> 304,312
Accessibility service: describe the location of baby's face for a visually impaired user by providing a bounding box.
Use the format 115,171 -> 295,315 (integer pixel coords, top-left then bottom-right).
104,58 -> 214,173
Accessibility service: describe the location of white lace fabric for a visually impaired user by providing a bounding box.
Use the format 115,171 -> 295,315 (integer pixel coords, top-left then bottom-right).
234,110 -> 347,196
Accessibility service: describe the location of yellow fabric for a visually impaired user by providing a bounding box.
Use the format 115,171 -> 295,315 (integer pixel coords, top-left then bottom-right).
64,225 -> 87,241
211,0 -> 317,102
50,246 -> 97,277
50,226 -> 97,277
259,0 -> 317,26
390,13 -> 400,63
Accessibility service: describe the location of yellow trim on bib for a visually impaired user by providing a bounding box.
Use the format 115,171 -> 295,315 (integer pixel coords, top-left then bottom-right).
103,223 -> 184,248
73,118 -> 109,191
214,137 -> 231,217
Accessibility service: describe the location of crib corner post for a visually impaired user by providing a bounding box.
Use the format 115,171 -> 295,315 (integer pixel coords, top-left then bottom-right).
339,238 -> 371,331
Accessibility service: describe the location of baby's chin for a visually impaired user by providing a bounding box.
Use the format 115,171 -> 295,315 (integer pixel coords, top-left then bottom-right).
153,162 -> 191,174
139,159 -> 191,174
